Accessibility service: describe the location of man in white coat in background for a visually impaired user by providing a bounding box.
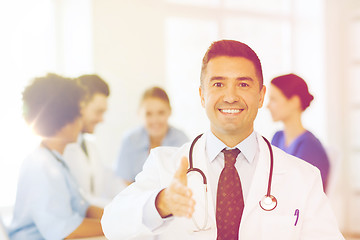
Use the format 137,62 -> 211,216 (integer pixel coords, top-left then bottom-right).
64,74 -> 125,206
101,40 -> 344,239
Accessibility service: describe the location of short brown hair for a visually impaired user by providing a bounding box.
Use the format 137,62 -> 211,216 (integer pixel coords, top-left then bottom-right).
200,40 -> 263,89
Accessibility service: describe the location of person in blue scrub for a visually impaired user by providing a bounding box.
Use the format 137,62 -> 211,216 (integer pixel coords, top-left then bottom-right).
8,73 -> 104,239
267,73 -> 330,191
115,86 -> 189,185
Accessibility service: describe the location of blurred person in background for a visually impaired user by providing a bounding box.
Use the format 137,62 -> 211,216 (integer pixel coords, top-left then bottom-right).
64,74 -> 124,206
267,73 -> 330,191
8,73 -> 104,239
114,86 -> 189,185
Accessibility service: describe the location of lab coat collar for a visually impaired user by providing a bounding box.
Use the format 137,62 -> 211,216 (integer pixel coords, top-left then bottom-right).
205,130 -> 257,164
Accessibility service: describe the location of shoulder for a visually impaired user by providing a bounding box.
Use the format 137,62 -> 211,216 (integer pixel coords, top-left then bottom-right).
297,131 -> 327,153
163,126 -> 189,146
121,126 -> 148,143
272,145 -> 321,178
272,131 -> 284,141
20,147 -> 64,182
168,126 -> 188,138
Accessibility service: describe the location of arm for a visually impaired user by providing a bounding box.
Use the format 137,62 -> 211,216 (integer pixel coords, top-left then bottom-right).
101,148 -> 195,239
86,205 -> 103,219
65,218 -> 103,239
114,134 -> 137,183
65,206 -> 104,238
296,141 -> 330,190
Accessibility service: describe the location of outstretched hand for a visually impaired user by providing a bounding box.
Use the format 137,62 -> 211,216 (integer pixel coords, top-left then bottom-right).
155,156 -> 195,218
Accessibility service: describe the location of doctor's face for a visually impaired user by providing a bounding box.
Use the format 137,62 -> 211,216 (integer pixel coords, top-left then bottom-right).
81,93 -> 108,134
199,56 -> 265,141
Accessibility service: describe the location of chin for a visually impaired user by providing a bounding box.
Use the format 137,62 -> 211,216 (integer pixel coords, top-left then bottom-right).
83,127 -> 95,134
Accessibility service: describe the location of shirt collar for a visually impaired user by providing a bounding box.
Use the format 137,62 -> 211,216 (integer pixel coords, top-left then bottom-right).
205,130 -> 257,164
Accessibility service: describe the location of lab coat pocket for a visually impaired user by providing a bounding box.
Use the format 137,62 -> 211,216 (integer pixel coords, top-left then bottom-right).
261,215 -> 298,240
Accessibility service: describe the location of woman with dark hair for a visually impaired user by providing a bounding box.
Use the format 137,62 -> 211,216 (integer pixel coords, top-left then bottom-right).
8,73 -> 104,239
115,86 -> 189,185
267,73 -> 330,191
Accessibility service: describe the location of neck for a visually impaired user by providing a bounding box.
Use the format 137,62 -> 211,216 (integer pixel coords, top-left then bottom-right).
41,138 -> 67,154
213,128 -> 253,148
283,113 -> 306,146
150,134 -> 165,149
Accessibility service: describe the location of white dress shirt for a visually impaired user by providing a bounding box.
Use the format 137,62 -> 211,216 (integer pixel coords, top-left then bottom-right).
205,130 -> 259,205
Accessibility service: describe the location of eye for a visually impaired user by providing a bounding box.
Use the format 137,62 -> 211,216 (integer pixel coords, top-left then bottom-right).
213,82 -> 223,87
240,82 -> 249,87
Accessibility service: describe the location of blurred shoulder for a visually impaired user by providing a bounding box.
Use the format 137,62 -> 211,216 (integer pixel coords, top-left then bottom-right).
121,126 -> 148,143
167,126 -> 189,142
272,144 -> 321,178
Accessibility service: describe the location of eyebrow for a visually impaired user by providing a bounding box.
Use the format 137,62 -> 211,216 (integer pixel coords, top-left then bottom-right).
210,76 -> 254,81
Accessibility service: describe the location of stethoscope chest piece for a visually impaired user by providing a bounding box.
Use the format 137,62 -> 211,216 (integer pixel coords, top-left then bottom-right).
259,195 -> 277,211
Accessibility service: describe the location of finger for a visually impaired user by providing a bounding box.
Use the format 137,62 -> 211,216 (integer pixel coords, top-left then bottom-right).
174,156 -> 189,186
169,191 -> 195,207
170,199 -> 196,218
171,180 -> 193,198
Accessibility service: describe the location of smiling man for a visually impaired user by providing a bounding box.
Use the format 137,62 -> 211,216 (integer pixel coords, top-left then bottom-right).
64,74 -> 123,206
101,40 -> 344,240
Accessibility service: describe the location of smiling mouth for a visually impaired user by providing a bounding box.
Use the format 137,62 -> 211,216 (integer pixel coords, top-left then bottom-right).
219,108 -> 243,114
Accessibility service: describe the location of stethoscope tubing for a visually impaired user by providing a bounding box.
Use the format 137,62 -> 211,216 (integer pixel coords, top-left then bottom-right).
261,136 -> 274,198
187,133 -> 276,212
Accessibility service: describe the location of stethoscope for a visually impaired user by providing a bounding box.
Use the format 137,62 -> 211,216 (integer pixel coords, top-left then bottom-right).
41,143 -> 87,201
186,134 -> 278,231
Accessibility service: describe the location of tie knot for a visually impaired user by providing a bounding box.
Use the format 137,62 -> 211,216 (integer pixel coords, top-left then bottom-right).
222,148 -> 240,167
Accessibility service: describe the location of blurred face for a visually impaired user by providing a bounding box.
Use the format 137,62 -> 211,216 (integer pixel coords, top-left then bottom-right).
199,56 -> 266,141
140,97 -> 171,139
267,84 -> 297,122
81,93 -> 108,133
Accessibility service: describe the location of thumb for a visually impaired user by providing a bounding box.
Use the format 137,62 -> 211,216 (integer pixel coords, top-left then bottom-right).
174,156 -> 189,186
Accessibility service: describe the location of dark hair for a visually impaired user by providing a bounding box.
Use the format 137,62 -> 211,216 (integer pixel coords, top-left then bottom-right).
271,73 -> 314,110
77,74 -> 110,98
200,39 -> 263,89
22,73 -> 86,137
141,86 -> 170,108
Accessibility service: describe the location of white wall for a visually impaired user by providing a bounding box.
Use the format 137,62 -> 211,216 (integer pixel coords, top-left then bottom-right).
92,0 -> 168,166
91,0 -> 328,168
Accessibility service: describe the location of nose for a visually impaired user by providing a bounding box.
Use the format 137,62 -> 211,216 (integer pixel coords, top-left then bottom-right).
223,85 -> 240,103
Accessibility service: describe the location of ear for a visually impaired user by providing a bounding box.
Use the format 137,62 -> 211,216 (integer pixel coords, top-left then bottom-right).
199,86 -> 205,108
258,85 -> 266,108
290,95 -> 302,110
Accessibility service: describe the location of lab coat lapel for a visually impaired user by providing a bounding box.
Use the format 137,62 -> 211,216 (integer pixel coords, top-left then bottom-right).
240,133 -> 272,225
188,135 -> 216,230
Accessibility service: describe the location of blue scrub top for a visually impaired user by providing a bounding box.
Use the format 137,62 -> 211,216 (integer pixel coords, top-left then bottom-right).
8,147 -> 89,240
115,126 -> 189,182
271,130 -> 330,191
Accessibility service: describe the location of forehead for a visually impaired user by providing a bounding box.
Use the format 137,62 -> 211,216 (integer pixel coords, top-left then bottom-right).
205,56 -> 258,79
141,97 -> 170,110
86,93 -> 108,107
269,84 -> 287,98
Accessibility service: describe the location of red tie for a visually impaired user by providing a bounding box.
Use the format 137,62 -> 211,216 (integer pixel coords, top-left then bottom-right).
216,148 -> 244,240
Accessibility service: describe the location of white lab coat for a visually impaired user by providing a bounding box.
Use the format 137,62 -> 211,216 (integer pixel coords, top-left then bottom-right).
64,134 -> 125,207
101,133 -> 344,239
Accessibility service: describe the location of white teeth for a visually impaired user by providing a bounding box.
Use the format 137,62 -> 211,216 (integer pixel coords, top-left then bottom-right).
221,109 -> 241,114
